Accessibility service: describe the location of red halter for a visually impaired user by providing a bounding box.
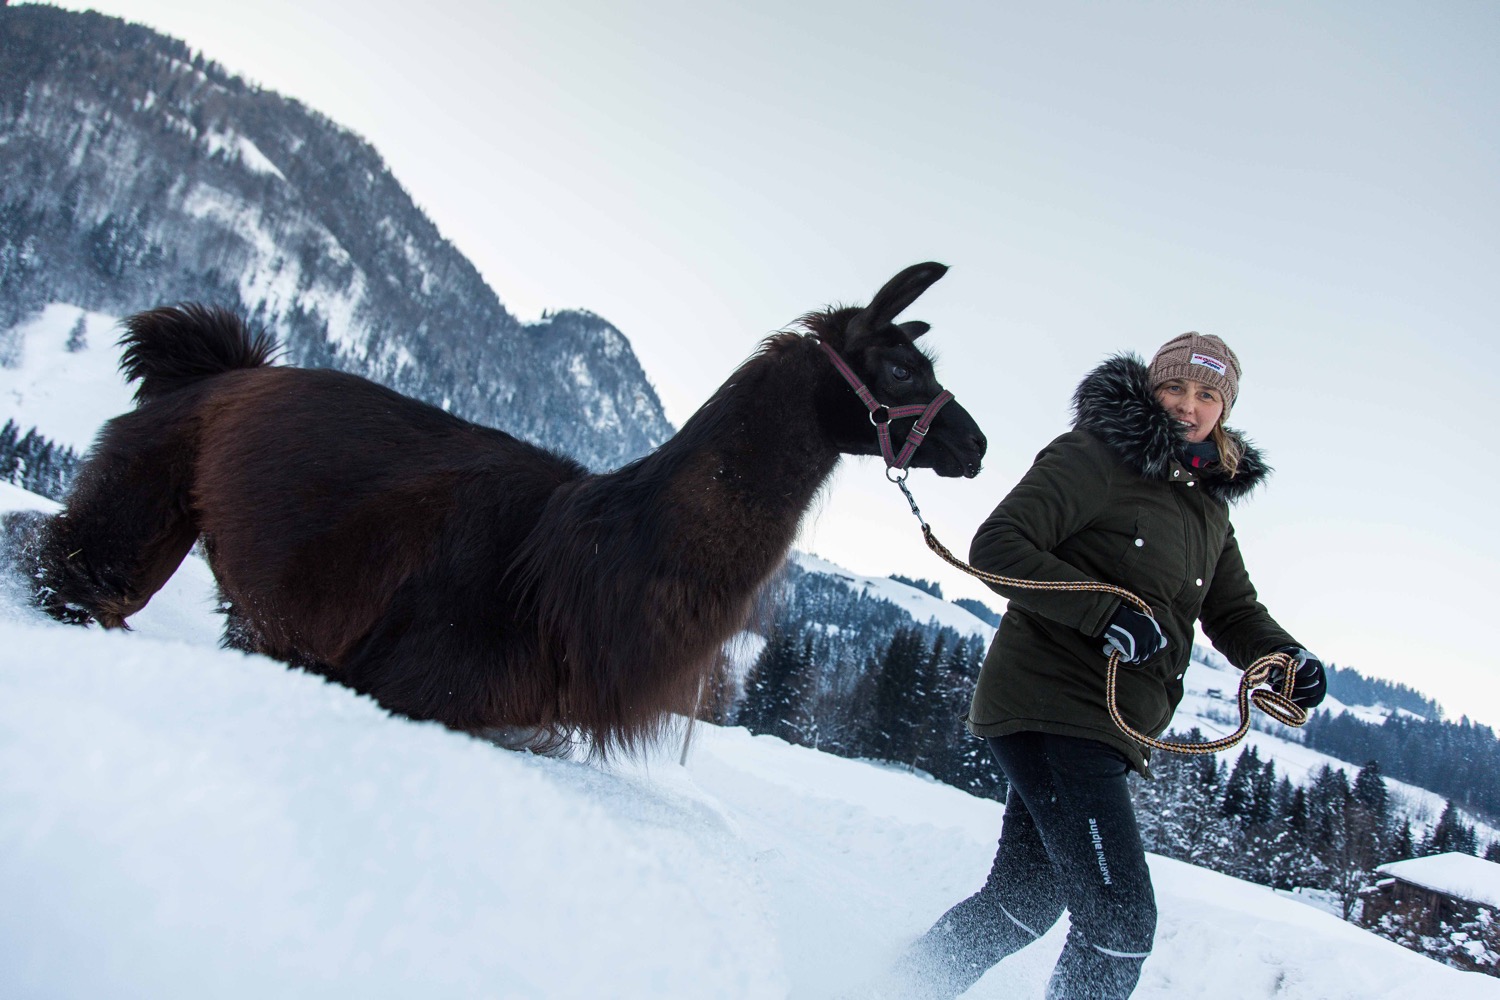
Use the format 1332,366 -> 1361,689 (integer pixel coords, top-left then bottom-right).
817,339 -> 955,478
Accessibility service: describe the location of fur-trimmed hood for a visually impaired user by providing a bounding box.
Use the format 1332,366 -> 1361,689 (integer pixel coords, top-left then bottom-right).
1071,353 -> 1269,506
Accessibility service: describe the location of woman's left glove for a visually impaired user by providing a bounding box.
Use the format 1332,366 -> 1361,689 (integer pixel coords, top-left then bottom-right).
1270,646 -> 1327,710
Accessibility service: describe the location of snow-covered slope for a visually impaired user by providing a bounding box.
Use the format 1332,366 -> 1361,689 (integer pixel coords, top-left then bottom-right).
791,550 -> 995,639
2,484 -> 1495,998
0,304 -> 132,452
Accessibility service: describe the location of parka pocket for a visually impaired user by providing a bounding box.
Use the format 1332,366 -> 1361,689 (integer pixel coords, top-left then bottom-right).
1114,507 -> 1149,580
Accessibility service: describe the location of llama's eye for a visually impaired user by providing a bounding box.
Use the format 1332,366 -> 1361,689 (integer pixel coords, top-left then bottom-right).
891,364 -> 912,382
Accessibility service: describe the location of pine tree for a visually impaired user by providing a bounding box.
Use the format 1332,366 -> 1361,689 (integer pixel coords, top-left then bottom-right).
1221,746 -> 1261,821
1260,829 -> 1306,891
1353,760 -> 1389,818
917,633 -> 1001,799
1349,760 -> 1390,866
0,419 -> 19,481
1388,818 -> 1415,862
863,626 -> 929,765
1273,785 -> 1322,889
1169,746 -> 1227,867
65,313 -> 88,352
0,421 -> 79,500
1237,758 -> 1282,885
1304,765 -> 1371,917
1424,800 -> 1477,856
737,626 -> 807,738
1248,758 -> 1277,829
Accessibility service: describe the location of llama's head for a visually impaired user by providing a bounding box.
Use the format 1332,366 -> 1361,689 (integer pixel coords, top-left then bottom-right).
807,262 -> 987,479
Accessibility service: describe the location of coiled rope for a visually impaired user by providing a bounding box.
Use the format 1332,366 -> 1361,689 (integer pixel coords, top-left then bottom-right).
892,474 -> 1308,755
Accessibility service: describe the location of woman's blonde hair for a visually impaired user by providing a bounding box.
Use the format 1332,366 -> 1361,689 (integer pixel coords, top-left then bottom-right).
1210,418 -> 1242,478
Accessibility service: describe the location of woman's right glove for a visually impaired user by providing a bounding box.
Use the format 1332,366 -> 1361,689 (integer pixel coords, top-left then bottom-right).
1100,605 -> 1168,665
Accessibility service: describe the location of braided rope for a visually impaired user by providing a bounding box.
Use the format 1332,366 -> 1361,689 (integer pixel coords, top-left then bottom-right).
919,524 -> 1308,756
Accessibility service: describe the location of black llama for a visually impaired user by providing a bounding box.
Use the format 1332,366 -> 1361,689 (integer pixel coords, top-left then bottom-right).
9,262 -> 986,753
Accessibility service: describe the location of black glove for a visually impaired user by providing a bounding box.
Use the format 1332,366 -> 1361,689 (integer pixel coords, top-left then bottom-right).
1100,605 -> 1168,665
1270,645 -> 1327,710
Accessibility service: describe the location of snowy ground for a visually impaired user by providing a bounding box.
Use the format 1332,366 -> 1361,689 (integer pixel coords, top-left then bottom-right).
0,303 -> 136,452
3,483 -> 1497,998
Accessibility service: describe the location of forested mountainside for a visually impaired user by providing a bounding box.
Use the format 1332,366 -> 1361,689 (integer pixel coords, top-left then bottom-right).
0,5 -> 671,470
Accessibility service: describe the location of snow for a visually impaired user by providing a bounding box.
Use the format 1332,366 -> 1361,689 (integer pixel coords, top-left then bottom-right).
179,185 -> 370,360
0,304 -> 134,451
1379,854 -> 1500,912
2,485 -> 1496,996
791,550 -> 995,639
203,126 -> 287,181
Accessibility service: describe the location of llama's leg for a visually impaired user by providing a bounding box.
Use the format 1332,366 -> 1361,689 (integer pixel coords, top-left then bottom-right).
1,510 -> 73,618
338,586 -> 553,745
215,597 -> 333,672
32,427 -> 199,628
219,599 -> 265,653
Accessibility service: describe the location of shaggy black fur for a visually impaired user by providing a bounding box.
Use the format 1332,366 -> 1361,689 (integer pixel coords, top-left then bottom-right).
12,263 -> 987,756
1071,353 -> 1269,506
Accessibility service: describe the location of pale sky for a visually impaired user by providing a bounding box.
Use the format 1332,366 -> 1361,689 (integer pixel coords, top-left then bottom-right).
39,1 -> 1500,724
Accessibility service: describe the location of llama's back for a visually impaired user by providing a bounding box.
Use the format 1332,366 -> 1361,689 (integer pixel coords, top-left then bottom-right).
187,362 -> 590,669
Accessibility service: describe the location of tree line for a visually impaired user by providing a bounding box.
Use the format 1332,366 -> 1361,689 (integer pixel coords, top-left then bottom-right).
1301,709 -> 1500,820
0,420 -> 78,501
1325,664 -> 1442,719
1135,737 -> 1494,913
733,617 -> 1003,802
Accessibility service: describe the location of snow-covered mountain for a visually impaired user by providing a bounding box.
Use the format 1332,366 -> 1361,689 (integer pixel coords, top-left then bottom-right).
2,480 -> 1495,997
790,551 -> 997,639
0,5 -> 671,470
3,480 -> 1496,997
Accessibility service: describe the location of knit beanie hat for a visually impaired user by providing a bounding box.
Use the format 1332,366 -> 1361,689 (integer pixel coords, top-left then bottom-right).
1148,332 -> 1241,409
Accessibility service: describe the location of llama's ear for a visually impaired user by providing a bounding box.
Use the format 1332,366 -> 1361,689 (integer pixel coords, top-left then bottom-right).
858,262 -> 948,332
898,320 -> 930,341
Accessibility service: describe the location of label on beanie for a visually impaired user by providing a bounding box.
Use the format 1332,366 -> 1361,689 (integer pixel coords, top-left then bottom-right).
1190,353 -> 1227,374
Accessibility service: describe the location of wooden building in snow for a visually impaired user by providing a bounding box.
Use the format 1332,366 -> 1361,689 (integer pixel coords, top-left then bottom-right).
1360,852 -> 1500,975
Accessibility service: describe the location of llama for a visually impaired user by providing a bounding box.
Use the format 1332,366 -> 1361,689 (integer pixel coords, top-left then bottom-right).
11,262 -> 986,754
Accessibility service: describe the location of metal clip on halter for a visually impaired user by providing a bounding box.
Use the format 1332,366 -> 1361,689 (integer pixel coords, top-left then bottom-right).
890,468 -> 926,528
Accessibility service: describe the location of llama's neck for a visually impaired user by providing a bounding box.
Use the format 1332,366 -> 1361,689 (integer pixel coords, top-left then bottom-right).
628,336 -> 839,580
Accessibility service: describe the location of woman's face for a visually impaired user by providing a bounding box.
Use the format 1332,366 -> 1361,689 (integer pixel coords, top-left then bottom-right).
1154,378 -> 1225,443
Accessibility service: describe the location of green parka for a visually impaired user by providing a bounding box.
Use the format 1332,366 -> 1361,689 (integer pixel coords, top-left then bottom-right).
966,354 -> 1300,774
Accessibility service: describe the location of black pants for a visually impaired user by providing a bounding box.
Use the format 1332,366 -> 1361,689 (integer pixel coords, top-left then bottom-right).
905,732 -> 1157,999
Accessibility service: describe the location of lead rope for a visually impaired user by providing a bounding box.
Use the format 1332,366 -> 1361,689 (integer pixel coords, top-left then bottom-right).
891,475 -> 1308,756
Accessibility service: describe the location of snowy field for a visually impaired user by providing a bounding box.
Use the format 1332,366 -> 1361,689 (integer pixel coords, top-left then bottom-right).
2,482 -> 1498,998
0,304 -> 137,452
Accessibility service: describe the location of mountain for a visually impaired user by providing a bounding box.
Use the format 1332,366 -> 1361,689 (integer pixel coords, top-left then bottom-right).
0,4 -> 671,470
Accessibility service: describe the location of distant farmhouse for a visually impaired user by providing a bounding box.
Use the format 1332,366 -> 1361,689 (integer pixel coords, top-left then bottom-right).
1361,852 -> 1500,975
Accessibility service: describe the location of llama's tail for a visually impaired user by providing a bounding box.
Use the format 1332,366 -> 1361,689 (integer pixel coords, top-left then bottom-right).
119,303 -> 279,405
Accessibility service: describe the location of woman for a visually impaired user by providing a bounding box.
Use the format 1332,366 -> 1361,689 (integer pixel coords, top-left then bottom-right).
903,333 -> 1326,999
